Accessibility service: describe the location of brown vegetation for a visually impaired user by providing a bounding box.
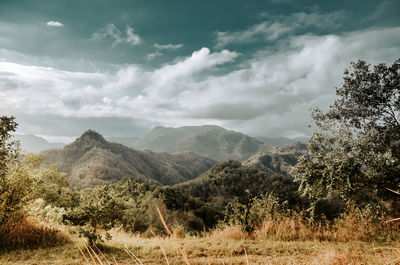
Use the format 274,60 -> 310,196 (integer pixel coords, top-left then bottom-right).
0,217 -> 69,250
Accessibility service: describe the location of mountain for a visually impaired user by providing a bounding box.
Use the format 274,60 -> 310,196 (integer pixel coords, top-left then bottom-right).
41,130 -> 216,190
173,160 -> 300,208
106,136 -> 140,148
15,134 -> 65,153
255,136 -> 309,146
173,143 -> 307,209
243,142 -> 307,174
134,125 -> 267,161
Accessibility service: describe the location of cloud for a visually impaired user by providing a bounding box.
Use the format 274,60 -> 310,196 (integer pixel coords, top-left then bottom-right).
151,48 -> 239,85
46,21 -> 64,27
367,0 -> 400,25
216,22 -> 290,47
17,114 -> 152,138
154,43 -> 183,50
125,26 -> 141,45
215,11 -> 346,48
205,27 -> 400,136
147,51 -> 162,61
92,24 -> 141,47
1,27 -> 399,138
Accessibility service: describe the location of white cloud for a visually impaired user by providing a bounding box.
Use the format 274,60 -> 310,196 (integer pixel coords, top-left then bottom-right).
147,51 -> 163,61
216,11 -> 346,48
154,43 -> 183,50
92,24 -> 141,47
125,26 -> 141,45
216,22 -> 290,48
1,27 -> 399,138
46,21 -> 64,27
151,48 -> 239,86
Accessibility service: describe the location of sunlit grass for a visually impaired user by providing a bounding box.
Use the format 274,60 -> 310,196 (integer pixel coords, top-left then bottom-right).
2,235 -> 400,265
1,212 -> 400,264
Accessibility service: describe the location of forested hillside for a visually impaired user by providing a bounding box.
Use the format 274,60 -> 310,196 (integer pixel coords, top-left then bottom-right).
174,160 -> 301,209
243,142 -> 307,174
41,130 -> 216,189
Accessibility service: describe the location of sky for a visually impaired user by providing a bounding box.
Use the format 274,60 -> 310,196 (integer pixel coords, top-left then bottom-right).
0,0 -> 399,142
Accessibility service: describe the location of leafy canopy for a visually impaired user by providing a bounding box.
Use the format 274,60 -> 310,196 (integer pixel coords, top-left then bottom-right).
292,58 -> 400,217
0,116 -> 33,225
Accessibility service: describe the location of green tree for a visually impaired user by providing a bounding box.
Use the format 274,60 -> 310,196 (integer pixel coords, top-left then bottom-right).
65,185 -> 124,244
0,116 -> 19,184
26,153 -> 78,209
0,116 -> 32,225
292,58 -> 400,217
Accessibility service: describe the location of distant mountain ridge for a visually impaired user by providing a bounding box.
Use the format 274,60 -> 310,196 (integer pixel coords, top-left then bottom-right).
15,134 -> 65,153
243,142 -> 307,174
41,130 -> 216,189
255,136 -> 308,146
106,136 -> 140,148
134,125 -> 268,161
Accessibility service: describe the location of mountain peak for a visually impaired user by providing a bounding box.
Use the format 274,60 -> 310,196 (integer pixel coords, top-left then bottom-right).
77,129 -> 108,144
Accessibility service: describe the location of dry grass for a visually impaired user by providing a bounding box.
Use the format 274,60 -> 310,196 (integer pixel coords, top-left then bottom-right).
253,212 -> 312,241
1,236 -> 400,264
0,217 -> 69,250
209,225 -> 247,241
1,211 -> 400,264
253,209 -> 399,242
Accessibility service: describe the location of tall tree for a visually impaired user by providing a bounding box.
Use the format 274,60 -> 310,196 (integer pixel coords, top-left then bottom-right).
292,59 -> 400,217
0,116 -> 18,181
0,116 -> 31,225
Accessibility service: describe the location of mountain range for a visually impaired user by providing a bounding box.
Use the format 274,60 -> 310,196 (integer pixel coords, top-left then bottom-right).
19,125 -> 309,190
133,125 -> 268,161
15,134 -> 65,153
105,136 -> 140,147
255,136 -> 308,146
243,142 -> 307,174
17,125 -> 308,161
41,130 -> 216,189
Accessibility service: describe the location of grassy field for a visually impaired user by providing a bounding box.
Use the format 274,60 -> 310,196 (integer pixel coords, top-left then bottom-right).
1,226 -> 400,265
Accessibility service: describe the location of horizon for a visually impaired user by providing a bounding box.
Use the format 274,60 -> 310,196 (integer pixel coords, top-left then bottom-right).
1,0 -> 399,140
15,124 -> 310,145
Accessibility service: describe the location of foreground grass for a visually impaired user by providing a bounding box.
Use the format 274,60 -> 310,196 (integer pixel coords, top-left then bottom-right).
1,230 -> 400,265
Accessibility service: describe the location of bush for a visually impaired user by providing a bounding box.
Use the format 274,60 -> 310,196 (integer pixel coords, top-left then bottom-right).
27,198 -> 67,224
223,193 -> 288,232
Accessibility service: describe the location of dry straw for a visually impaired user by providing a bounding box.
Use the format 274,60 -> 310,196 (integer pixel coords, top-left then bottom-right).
156,206 -> 191,265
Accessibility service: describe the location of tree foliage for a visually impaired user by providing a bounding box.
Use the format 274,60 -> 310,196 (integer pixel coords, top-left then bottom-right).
176,160 -> 302,209
0,116 -> 32,225
292,58 -> 400,217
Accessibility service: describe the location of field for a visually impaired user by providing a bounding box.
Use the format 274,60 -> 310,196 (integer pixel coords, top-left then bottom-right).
1,225 -> 400,265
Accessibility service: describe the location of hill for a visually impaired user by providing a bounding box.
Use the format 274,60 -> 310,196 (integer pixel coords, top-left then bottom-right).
41,130 -> 216,189
243,142 -> 307,174
172,143 -> 307,210
134,125 -> 267,161
15,134 -> 65,153
173,160 -> 300,208
255,136 -> 309,146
